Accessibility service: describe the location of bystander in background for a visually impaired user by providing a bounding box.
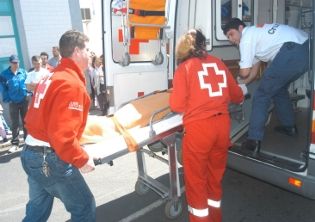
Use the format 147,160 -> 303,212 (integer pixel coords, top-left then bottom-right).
48,46 -> 61,68
0,54 -> 28,152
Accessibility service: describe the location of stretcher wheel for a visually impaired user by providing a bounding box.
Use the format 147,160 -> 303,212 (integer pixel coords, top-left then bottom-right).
164,200 -> 182,219
147,141 -> 166,152
135,180 -> 150,195
152,51 -> 164,65
120,52 -> 130,66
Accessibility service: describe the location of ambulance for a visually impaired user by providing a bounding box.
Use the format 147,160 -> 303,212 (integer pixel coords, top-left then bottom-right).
101,0 -> 315,199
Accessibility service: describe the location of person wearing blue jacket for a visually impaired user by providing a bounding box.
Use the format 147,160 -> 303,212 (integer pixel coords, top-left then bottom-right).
0,54 -> 28,152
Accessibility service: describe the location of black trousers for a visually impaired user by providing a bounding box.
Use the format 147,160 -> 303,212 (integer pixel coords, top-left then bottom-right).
9,98 -> 28,145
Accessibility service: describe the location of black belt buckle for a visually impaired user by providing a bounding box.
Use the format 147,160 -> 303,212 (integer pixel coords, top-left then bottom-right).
26,145 -> 53,153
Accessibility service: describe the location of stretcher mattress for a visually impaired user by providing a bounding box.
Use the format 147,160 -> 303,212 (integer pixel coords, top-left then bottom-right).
80,91 -> 171,147
83,113 -> 182,162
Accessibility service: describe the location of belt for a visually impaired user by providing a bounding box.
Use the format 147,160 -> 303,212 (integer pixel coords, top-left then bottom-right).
25,145 -> 54,153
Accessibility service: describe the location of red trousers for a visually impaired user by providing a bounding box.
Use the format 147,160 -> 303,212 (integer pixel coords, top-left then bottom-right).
183,114 -> 231,222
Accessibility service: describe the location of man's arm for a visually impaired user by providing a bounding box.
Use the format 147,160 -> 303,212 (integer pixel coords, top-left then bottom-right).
169,65 -> 187,113
0,74 -> 10,102
46,83 -> 91,169
239,61 -> 261,84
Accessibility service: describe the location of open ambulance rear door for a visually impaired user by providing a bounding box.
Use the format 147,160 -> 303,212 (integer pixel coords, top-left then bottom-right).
102,0 -> 176,113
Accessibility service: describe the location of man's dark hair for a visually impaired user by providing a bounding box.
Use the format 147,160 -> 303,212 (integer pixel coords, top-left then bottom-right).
222,18 -> 246,35
31,55 -> 41,63
40,52 -> 49,58
59,30 -> 89,58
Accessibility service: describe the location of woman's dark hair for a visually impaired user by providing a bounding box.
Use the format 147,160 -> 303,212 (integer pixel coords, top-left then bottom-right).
191,29 -> 207,58
91,56 -> 97,69
222,18 -> 246,35
59,30 -> 89,58
176,29 -> 207,64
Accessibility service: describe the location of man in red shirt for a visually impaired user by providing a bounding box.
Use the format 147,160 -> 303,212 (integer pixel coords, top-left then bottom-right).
21,30 -> 96,222
170,29 -> 245,222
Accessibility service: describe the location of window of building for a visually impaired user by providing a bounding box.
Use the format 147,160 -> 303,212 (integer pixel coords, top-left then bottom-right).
81,8 -> 91,21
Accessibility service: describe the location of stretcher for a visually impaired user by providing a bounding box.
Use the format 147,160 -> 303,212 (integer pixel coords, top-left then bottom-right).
114,0 -> 170,66
83,92 -> 184,219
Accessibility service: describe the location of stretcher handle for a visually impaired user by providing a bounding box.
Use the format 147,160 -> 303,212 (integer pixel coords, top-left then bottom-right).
93,158 -> 102,165
93,158 -> 113,166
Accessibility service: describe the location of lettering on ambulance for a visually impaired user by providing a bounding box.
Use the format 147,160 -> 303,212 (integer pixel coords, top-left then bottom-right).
268,23 -> 280,34
33,74 -> 53,109
198,63 -> 227,97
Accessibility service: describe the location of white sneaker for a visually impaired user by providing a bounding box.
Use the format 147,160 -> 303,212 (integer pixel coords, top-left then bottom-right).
8,145 -> 21,153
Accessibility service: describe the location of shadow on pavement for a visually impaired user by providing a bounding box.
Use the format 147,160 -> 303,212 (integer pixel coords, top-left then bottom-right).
0,148 -> 21,164
95,173 -> 188,222
67,173 -> 188,222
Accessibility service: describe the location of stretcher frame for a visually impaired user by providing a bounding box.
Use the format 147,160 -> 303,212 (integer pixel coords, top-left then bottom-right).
118,0 -> 171,66
84,105 -> 184,219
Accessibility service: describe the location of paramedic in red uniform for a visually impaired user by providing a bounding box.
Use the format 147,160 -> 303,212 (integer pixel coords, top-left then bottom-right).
170,29 -> 245,222
20,30 -> 96,222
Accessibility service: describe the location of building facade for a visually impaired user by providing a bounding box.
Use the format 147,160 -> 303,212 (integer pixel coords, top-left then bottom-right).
0,0 -> 82,126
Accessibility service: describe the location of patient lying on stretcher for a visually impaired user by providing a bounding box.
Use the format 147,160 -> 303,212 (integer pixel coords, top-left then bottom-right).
80,91 -> 171,151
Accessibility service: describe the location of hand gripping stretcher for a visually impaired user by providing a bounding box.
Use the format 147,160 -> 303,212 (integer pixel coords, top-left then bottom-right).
82,91 -> 184,219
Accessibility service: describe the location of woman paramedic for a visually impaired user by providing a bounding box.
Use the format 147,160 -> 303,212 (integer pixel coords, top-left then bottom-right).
169,29 -> 246,222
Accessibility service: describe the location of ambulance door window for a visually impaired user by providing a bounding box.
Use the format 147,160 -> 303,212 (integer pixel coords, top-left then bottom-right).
216,0 -> 254,40
191,0 -> 212,51
111,0 -> 163,64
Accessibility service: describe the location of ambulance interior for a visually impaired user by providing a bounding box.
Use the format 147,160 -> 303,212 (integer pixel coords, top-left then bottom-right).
226,0 -> 314,173
107,0 -> 313,173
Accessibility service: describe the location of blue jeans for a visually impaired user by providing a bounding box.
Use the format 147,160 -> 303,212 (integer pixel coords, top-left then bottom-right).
248,40 -> 309,141
20,145 -> 96,222
0,115 -> 10,133
9,98 -> 28,145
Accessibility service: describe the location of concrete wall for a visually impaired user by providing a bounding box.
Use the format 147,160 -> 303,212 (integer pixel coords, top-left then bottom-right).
15,0 -> 82,70
0,0 -> 82,129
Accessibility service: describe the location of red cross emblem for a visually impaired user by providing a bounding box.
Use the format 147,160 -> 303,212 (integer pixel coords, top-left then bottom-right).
33,74 -> 52,108
198,63 -> 227,97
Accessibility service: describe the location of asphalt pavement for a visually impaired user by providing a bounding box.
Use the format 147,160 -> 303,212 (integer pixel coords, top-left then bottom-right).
1,146 -> 315,222
0,108 -> 315,221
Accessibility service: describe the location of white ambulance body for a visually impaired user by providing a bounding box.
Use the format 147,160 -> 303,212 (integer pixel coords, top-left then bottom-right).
102,0 -> 315,199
